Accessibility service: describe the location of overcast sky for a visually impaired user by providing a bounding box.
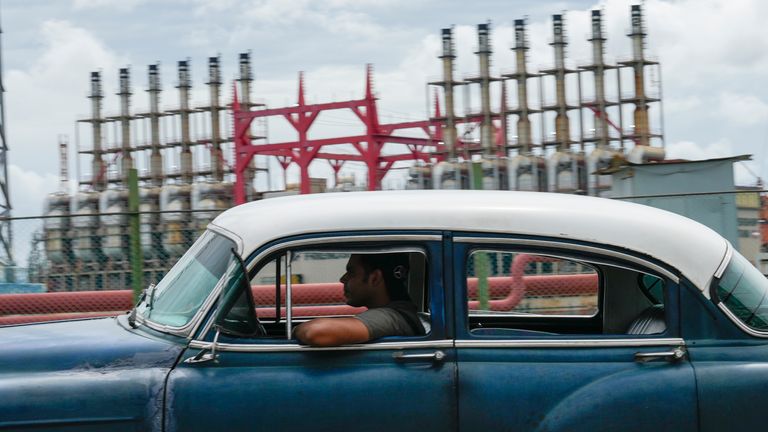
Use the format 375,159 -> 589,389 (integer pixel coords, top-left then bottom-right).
2,0 -> 767,223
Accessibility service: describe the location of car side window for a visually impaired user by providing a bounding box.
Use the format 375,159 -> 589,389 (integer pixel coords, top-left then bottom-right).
465,248 -> 668,337
217,248 -> 431,341
467,250 -> 599,317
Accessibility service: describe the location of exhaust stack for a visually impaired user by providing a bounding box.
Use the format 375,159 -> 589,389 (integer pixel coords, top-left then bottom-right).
551,14 -> 571,151
589,10 -> 610,147
117,67 -> 133,184
476,23 -> 494,156
207,56 -> 223,182
439,28 -> 458,160
238,52 -> 255,199
148,63 -> 163,187
512,19 -> 533,153
88,71 -> 105,191
628,4 -> 649,146
177,60 -> 193,184
59,135 -> 69,193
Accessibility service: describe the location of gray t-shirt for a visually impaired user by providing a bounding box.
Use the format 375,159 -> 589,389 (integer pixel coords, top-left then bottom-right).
356,301 -> 423,340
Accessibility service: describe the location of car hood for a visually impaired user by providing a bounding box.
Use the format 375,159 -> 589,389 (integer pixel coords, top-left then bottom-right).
0,315 -> 185,373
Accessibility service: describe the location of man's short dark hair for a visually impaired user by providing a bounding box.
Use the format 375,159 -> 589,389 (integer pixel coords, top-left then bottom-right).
357,253 -> 411,301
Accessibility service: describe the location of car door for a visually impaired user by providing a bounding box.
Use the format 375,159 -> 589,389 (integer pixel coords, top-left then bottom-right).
165,233 -> 456,432
452,234 -> 698,432
683,250 -> 768,431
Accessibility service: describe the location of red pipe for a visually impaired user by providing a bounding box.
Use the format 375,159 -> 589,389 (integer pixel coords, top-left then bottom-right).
0,290 -> 133,315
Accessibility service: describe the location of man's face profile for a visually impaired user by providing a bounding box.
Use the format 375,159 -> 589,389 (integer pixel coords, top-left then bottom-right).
340,255 -> 378,307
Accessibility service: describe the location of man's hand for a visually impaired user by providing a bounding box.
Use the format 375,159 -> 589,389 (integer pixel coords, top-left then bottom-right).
294,317 -> 370,347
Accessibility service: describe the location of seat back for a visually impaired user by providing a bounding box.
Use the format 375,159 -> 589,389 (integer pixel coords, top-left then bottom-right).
626,305 -> 666,335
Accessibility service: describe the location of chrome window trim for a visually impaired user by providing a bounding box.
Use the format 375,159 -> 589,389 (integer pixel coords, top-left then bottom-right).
193,234 -> 441,339
714,241 -> 733,279
454,236 -> 679,283
716,302 -> 768,338
208,224 -> 245,255
455,337 -> 685,349
187,339 -> 454,353
468,313 -> 595,319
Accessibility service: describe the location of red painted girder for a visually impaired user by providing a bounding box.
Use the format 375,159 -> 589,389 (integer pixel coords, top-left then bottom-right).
235,99 -> 367,120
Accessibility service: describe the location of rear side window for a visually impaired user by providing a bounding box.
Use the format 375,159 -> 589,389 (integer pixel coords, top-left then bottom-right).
716,252 -> 768,331
467,250 -> 599,317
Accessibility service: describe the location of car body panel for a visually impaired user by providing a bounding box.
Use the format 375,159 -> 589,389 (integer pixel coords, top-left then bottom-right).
0,316 -> 184,431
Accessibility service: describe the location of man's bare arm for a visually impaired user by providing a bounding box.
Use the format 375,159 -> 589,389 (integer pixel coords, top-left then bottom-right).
294,318 -> 370,347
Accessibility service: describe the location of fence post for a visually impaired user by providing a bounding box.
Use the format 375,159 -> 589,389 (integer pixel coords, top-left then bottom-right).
128,169 -> 144,303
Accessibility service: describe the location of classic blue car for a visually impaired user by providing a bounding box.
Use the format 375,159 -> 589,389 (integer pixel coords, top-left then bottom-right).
3,190 -> 765,431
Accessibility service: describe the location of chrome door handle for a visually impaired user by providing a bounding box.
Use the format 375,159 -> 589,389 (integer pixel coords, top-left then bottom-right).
393,350 -> 446,363
634,347 -> 686,363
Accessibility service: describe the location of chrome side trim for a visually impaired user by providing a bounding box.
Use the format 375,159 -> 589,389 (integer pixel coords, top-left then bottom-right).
454,236 -> 679,283
195,234 -> 439,338
286,250 -> 293,339
717,302 -> 768,338
455,338 -> 685,349
187,339 -> 454,353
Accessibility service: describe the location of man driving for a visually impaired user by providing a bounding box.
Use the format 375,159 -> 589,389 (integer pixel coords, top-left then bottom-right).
294,253 -> 425,347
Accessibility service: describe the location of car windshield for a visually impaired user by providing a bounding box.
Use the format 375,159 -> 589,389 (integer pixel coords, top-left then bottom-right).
136,230 -> 236,328
716,251 -> 768,331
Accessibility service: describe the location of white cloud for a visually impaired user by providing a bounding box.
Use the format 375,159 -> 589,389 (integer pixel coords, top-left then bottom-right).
718,92 -> 768,126
665,139 -> 734,160
5,20 -> 126,187
72,0 -> 147,11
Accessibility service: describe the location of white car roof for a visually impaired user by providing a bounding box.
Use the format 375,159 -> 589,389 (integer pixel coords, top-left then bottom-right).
211,190 -> 728,293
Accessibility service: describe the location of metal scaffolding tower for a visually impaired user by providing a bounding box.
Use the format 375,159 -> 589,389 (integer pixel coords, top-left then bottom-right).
0,14 -> 13,271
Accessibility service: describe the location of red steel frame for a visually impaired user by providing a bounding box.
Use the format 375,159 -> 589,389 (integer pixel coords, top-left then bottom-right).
233,65 -> 443,203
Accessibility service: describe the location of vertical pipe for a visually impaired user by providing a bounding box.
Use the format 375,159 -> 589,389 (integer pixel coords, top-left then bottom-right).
177,60 -> 193,183
148,63 -> 164,187
551,14 -> 570,151
440,28 -> 457,160
58,135 -> 69,193
208,56 -> 223,182
477,22 -> 493,156
629,4 -> 649,146
616,68 -> 625,149
513,19 -> 532,154
89,71 -> 105,191
118,67 -> 133,186
238,52 -> 255,199
589,10 -> 610,147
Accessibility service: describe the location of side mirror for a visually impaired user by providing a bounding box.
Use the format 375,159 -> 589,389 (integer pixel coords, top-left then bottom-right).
184,327 -> 221,365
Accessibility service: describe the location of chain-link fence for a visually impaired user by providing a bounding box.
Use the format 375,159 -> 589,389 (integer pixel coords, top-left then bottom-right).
0,209 -> 214,324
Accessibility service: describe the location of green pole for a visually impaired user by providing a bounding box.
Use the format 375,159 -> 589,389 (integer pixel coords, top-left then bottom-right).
128,168 -> 144,303
471,162 -> 490,310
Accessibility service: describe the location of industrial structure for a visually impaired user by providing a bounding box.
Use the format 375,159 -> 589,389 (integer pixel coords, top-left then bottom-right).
32,5 -> 666,291
0,17 -> 13,279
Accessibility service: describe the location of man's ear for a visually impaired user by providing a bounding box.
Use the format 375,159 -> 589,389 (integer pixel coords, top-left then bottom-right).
369,268 -> 384,286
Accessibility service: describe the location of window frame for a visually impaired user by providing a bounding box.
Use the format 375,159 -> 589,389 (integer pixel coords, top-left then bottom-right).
453,234 -> 681,341
193,231 -> 448,350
